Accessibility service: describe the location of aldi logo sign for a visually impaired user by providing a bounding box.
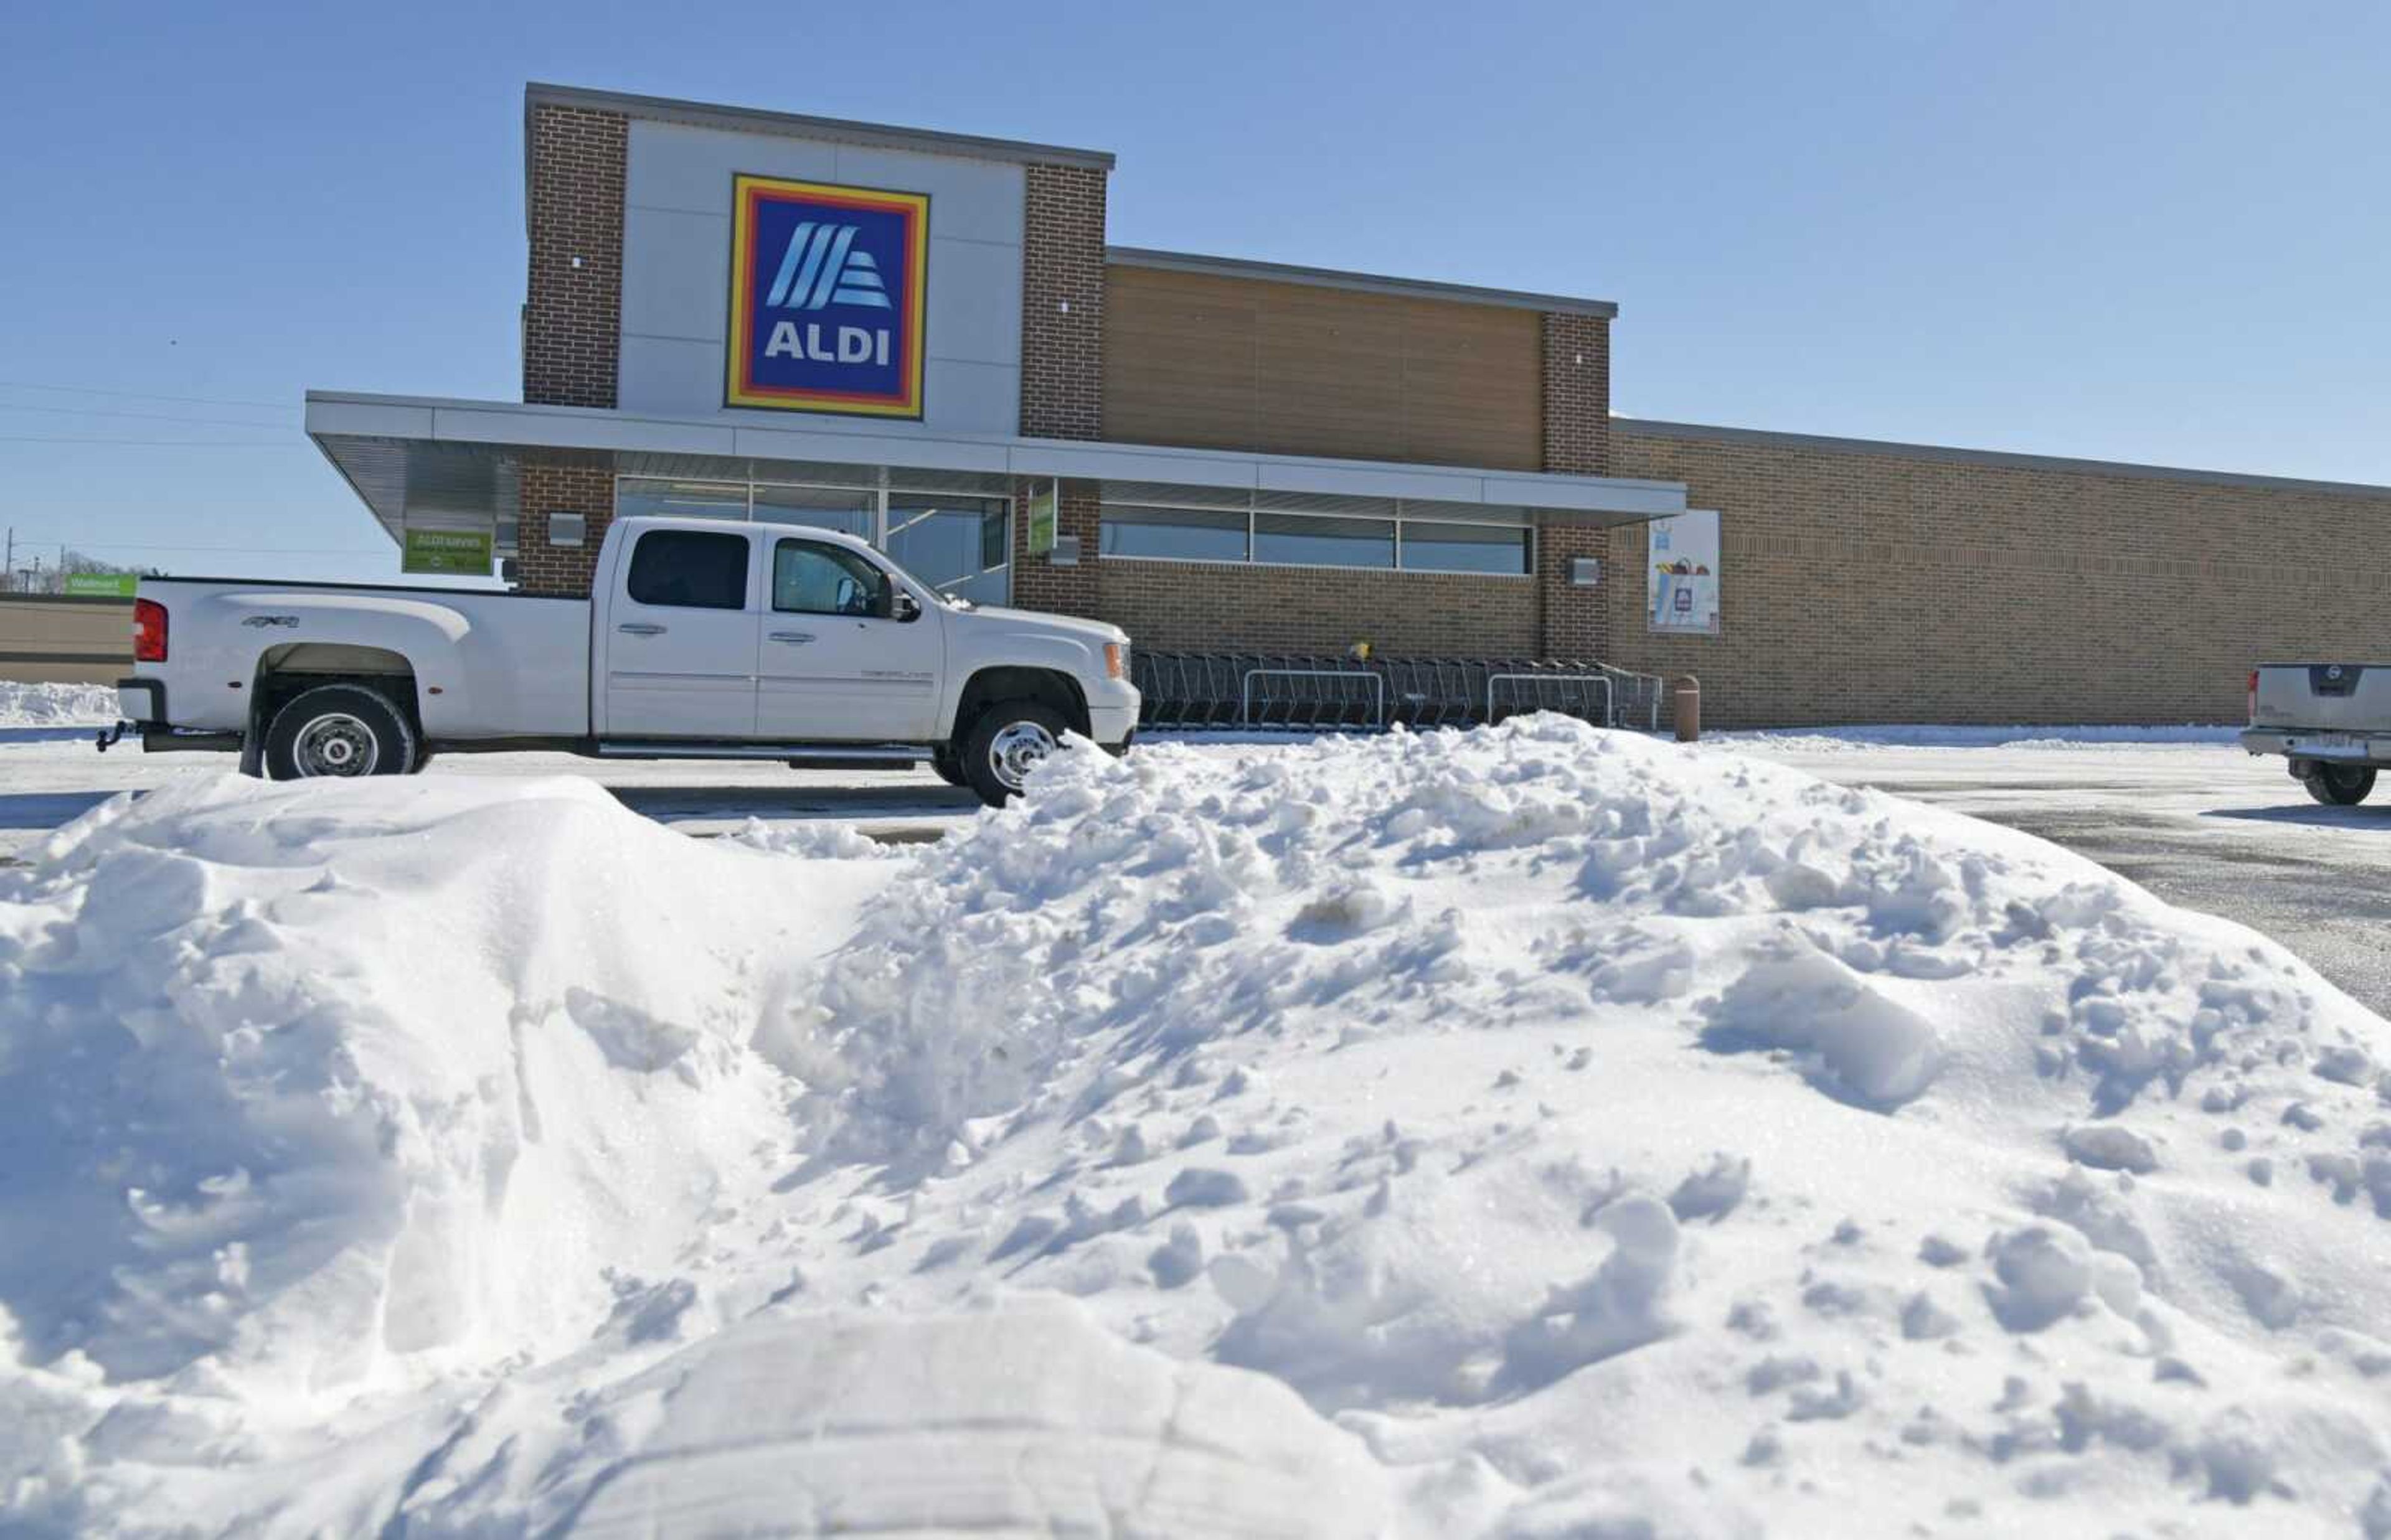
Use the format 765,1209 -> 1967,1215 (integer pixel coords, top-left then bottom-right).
727,175 -> 929,418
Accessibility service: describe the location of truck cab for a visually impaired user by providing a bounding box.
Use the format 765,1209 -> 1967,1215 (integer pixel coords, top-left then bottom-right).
111,516 -> 1138,807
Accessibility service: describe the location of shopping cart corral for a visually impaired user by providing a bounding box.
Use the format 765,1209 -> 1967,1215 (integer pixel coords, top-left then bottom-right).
1131,651 -> 1666,733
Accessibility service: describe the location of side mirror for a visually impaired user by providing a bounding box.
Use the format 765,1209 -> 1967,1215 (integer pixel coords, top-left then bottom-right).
888,588 -> 921,622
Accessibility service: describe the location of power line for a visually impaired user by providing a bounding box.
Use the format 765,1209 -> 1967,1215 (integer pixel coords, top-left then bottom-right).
11,541 -> 392,555
0,403 -> 296,429
0,435 -> 308,447
0,379 -> 295,411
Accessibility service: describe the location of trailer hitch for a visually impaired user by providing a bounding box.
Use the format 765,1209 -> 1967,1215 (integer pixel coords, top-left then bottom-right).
95,720 -> 129,753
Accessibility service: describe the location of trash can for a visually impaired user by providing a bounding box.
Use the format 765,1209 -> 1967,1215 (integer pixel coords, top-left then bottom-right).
1673,675 -> 1701,742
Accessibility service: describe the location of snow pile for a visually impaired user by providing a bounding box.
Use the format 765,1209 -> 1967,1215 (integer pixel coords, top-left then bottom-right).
0,680 -> 116,727
0,776 -> 887,1533
7,721 -> 2391,1536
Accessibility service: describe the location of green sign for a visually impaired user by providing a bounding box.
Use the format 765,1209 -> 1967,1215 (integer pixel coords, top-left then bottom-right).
64,572 -> 139,598
1027,480 -> 1059,556
402,527 -> 494,577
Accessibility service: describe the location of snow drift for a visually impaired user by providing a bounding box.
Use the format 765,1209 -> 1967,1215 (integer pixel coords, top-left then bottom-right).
0,680 -> 116,728
6,720 -> 2391,1537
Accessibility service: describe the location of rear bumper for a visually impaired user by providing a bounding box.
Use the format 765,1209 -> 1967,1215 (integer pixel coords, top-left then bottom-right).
2240,728 -> 2391,764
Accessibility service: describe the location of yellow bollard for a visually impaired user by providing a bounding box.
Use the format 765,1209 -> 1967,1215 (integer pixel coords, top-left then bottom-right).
1672,675 -> 1701,742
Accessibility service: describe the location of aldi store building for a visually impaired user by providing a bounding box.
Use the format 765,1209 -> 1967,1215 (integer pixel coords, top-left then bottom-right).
304,83 -> 2391,728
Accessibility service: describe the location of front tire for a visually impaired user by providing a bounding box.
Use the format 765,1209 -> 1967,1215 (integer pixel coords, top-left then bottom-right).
2303,763 -> 2377,806
960,701 -> 1068,807
261,683 -> 417,782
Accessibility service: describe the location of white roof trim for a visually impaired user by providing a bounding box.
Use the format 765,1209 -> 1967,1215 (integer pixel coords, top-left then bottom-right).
304,392 -> 1688,526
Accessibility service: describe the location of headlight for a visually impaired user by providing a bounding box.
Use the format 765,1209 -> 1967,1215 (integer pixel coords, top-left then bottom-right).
1104,642 -> 1128,680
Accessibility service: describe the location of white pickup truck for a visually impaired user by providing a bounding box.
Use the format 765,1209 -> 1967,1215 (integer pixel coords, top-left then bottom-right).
105,515 -> 1138,806
2241,662 -> 2390,805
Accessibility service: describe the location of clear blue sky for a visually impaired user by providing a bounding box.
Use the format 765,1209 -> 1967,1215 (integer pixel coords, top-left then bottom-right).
4,1 -> 2386,582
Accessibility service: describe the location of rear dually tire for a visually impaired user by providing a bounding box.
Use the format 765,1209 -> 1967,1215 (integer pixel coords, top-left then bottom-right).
261,683 -> 418,781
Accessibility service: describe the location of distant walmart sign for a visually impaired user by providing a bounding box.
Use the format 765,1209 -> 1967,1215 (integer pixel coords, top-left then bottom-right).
726,175 -> 928,420
64,572 -> 138,598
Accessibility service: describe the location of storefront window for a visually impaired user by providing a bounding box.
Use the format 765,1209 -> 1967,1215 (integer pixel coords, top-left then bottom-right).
615,478 -> 748,521
611,476 -> 1011,604
753,484 -> 873,540
1100,505 -> 1248,562
1253,512 -> 1395,570
1101,499 -> 1532,577
887,497 -> 1010,605
1400,521 -> 1533,575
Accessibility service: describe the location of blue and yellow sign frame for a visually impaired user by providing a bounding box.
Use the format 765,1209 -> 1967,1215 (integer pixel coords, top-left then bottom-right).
725,174 -> 930,418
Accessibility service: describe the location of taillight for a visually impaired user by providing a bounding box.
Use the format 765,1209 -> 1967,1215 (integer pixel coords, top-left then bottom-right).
2247,670 -> 2258,725
133,598 -> 167,662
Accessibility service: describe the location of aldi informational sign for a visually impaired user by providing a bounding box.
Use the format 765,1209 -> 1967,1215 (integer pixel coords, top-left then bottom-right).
726,174 -> 930,419
402,528 -> 493,577
1648,510 -> 1722,636
1026,480 -> 1059,556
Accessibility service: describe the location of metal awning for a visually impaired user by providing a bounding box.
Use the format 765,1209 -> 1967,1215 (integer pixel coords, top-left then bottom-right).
304,391 -> 1688,545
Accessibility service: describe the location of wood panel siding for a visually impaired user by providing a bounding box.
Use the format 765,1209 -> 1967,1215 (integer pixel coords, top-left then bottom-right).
1103,266 -> 1542,470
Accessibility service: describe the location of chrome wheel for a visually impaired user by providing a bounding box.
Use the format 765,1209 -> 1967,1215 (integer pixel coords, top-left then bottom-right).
986,720 -> 1057,792
293,712 -> 379,777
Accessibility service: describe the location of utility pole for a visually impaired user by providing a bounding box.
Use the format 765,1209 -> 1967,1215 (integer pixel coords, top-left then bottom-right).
2,527 -> 12,593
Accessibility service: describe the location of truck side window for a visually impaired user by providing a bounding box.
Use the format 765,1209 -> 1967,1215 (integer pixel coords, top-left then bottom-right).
627,530 -> 749,609
773,540 -> 889,617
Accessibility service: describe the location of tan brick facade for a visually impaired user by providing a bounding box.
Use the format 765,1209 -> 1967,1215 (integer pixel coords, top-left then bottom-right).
514,462 -> 618,597
522,103 -> 626,409
1607,422 -> 2391,727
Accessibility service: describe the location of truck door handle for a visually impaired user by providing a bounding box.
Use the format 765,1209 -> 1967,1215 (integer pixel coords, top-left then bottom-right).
616,622 -> 666,636
768,631 -> 816,644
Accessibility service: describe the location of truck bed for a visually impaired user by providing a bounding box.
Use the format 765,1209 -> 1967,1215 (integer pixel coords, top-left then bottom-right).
133,577 -> 593,738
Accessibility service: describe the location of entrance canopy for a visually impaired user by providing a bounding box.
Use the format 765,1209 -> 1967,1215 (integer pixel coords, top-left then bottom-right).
304,392 -> 1689,559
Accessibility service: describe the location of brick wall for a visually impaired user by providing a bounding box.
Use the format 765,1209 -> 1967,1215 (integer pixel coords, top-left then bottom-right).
1608,422 -> 2391,727
514,461 -> 618,597
1010,478 -> 1103,617
524,103 -> 626,408
1095,558 -> 1538,655
1535,310 -> 1615,657
1534,523 -> 1610,662
1019,163 -> 1107,440
1539,313 -> 1611,476
1011,161 -> 1109,614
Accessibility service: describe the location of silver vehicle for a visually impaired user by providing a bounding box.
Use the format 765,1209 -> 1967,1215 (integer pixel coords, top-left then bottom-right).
2240,662 -> 2391,805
